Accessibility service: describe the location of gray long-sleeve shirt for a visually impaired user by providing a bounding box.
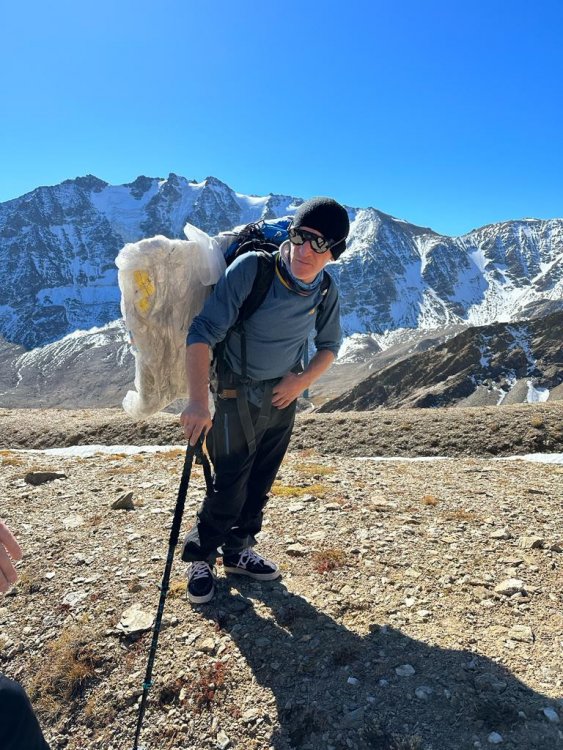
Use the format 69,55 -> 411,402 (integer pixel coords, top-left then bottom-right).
187,251 -> 342,383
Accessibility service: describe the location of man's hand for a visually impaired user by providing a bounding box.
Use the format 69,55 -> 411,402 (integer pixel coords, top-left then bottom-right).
272,372 -> 307,409
0,521 -> 23,594
180,402 -> 213,446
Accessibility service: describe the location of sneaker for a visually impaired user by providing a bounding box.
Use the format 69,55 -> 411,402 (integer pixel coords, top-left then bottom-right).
222,548 -> 280,581
186,561 -> 216,603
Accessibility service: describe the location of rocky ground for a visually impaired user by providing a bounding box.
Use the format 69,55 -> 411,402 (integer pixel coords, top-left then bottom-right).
0,406 -> 562,750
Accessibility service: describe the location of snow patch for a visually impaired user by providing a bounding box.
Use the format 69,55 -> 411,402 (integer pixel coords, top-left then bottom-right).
526,381 -> 550,403
13,444 -> 186,458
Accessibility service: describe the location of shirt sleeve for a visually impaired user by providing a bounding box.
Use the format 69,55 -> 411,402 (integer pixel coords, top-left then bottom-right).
313,275 -> 342,356
187,253 -> 258,347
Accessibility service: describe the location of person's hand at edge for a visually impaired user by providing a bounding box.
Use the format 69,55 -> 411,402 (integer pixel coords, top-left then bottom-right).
0,521 -> 23,593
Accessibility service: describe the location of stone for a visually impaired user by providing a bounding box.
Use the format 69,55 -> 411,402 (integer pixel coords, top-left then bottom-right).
117,604 -> 154,635
216,730 -> 231,749
371,500 -> 398,510
487,732 -> 503,744
112,492 -> 135,510
490,529 -> 512,540
62,514 -> 84,529
415,609 -> 432,621
347,677 -> 360,686
507,625 -> 534,642
286,544 -> 309,557
395,664 -> 415,677
494,579 -> 524,596
415,686 -> 433,700
199,638 -> 216,654
288,503 -> 305,513
24,471 -> 67,486
405,568 -> 422,578
242,708 -> 261,724
542,707 -> 559,723
474,673 -> 507,693
301,494 -> 316,503
62,591 -> 88,608
518,536 -> 544,549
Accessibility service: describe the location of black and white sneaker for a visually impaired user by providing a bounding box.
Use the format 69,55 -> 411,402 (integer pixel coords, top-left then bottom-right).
186,561 -> 216,603
222,548 -> 280,581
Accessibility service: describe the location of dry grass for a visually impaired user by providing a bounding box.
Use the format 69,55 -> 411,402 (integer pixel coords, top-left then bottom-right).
191,660 -> 227,711
0,450 -> 24,466
168,578 -> 187,598
443,508 -> 479,522
15,571 -> 41,594
271,482 -> 327,497
29,625 -> 106,718
296,448 -> 318,459
294,462 -> 335,477
421,494 -> 439,506
158,661 -> 228,713
530,415 -> 545,429
312,547 -> 346,574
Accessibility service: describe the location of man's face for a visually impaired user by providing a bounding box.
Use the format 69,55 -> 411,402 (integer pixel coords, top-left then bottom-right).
289,225 -> 334,283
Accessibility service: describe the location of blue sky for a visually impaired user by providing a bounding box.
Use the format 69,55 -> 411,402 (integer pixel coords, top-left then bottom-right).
1,0 -> 562,236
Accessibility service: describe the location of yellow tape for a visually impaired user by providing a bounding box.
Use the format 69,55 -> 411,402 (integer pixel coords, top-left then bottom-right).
133,270 -> 155,314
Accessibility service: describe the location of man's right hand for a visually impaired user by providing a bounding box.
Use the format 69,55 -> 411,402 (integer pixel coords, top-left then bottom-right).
180,402 -> 213,447
0,521 -> 23,594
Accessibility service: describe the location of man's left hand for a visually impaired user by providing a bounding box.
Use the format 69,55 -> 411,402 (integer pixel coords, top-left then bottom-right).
272,372 -> 307,409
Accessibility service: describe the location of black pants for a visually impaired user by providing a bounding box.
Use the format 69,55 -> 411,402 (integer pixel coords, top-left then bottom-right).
0,676 -> 50,750
182,396 -> 296,564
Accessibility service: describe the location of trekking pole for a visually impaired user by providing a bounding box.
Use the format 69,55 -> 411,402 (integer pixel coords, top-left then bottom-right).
132,438 -> 213,750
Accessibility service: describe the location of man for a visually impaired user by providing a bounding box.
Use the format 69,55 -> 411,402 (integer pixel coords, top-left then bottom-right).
0,520 -> 51,750
180,197 -> 350,603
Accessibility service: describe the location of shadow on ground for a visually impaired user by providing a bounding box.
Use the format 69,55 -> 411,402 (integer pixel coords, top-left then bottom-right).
198,579 -> 561,750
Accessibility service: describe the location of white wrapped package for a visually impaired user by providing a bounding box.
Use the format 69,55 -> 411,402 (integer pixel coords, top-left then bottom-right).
116,232 -> 226,419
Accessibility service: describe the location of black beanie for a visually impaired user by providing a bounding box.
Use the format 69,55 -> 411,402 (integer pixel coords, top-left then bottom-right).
292,196 -> 350,259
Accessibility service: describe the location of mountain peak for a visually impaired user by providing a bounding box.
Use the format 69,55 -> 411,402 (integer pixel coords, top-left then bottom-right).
65,174 -> 108,192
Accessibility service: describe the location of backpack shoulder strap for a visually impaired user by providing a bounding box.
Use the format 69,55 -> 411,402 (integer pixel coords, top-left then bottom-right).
236,250 -> 276,325
317,270 -> 333,316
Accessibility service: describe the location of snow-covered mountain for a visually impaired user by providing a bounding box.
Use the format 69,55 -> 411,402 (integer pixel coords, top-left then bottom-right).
332,209 -> 563,337
1,174 -> 562,353
0,174 -> 300,349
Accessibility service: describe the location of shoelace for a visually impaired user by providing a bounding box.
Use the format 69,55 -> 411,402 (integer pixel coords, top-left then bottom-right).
239,548 -> 267,567
188,561 -> 212,581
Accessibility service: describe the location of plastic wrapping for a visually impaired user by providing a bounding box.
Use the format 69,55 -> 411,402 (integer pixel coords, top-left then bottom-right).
116,232 -> 226,419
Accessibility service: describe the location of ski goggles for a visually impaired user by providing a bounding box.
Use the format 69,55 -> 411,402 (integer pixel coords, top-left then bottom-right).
288,226 -> 336,254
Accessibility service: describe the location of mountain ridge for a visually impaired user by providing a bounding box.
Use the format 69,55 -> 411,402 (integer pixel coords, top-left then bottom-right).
1,173 -> 562,351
